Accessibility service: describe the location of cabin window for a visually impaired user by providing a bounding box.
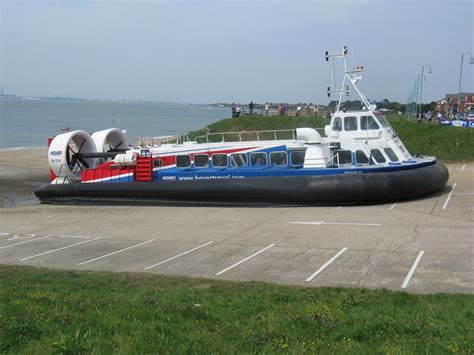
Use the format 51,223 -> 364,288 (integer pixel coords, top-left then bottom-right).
370,149 -> 386,163
176,155 -> 191,168
336,150 -> 352,164
384,148 -> 399,162
250,152 -> 267,166
375,113 -> 390,128
344,116 -> 358,131
355,150 -> 369,164
211,154 -> 228,167
290,150 -> 305,166
230,153 -> 247,167
194,154 -> 209,168
332,117 -> 342,131
270,152 -> 288,166
360,116 -> 380,130
153,159 -> 163,168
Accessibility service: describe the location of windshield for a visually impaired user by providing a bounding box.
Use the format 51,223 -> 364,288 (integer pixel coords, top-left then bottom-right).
374,113 -> 391,128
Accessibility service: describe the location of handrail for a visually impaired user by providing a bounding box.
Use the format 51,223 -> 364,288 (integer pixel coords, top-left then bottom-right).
54,163 -> 72,184
204,129 -> 298,143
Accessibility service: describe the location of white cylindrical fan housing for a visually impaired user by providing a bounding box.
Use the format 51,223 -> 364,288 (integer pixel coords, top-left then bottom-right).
91,128 -> 129,153
48,130 -> 97,181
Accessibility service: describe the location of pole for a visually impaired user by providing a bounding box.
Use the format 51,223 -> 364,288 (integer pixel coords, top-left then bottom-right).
413,74 -> 420,116
457,51 -> 473,115
418,66 -> 425,114
457,53 -> 465,115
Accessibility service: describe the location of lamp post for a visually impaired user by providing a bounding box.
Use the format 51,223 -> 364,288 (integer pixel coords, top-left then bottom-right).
457,51 -> 474,115
414,74 -> 420,116
417,64 -> 432,115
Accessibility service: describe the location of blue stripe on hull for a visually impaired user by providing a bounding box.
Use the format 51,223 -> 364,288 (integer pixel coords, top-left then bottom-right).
153,160 -> 436,182
96,160 -> 436,184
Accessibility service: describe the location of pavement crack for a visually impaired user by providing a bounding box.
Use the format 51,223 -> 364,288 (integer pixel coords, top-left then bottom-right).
394,226 -> 420,252
214,221 -> 267,245
357,250 -> 375,287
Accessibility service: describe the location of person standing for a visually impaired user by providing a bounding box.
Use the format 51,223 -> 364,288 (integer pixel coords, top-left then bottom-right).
278,103 -> 283,116
265,102 -> 270,116
296,104 -> 302,116
249,101 -> 254,115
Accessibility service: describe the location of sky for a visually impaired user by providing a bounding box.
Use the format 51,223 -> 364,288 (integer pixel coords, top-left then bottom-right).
1,0 -> 473,104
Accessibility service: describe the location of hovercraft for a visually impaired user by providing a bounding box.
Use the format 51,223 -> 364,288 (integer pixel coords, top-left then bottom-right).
35,46 -> 449,205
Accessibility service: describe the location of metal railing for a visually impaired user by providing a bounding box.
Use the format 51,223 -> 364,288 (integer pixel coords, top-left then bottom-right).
202,129 -> 297,143
53,164 -> 71,184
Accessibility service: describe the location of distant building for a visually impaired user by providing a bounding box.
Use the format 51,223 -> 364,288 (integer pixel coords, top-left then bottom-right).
436,93 -> 474,114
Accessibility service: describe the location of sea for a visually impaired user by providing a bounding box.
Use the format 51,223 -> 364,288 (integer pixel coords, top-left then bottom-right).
0,98 -> 230,149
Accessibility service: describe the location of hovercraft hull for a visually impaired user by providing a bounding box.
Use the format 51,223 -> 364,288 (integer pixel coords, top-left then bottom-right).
35,161 -> 449,205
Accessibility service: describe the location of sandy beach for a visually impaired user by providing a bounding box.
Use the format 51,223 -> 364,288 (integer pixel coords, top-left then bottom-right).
0,148 -> 50,207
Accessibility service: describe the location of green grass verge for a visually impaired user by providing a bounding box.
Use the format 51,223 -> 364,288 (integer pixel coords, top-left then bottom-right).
387,116 -> 473,162
1,265 -> 473,353
187,114 -> 474,162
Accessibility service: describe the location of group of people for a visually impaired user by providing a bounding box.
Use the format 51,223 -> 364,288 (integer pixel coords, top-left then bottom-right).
231,102 -> 320,118
277,103 -> 319,117
417,111 -> 433,123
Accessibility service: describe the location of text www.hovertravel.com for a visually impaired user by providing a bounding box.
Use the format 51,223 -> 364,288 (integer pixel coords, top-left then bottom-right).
177,175 -> 244,181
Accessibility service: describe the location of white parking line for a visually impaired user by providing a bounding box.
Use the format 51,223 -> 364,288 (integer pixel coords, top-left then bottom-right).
0,232 -> 10,237
288,222 -> 381,226
216,244 -> 275,276
442,182 -> 457,210
0,235 -> 53,250
145,241 -> 213,270
8,234 -> 35,241
19,237 -> 101,261
462,164 -> 465,171
389,203 -> 397,210
401,251 -> 424,289
305,247 -> 348,282
57,235 -> 95,240
78,239 -> 155,265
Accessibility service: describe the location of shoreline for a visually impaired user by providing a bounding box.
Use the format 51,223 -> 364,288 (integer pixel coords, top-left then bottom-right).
0,145 -> 45,152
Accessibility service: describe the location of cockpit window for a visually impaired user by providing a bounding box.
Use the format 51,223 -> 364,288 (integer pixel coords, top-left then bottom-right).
332,117 -> 342,131
336,150 -> 352,164
360,115 -> 380,130
384,148 -> 399,162
344,116 -> 357,131
375,113 -> 390,128
370,149 -> 386,163
355,150 -> 369,164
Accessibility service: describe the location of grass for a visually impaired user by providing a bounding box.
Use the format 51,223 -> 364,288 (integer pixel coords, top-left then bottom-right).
1,265 -> 473,353
187,114 -> 474,162
387,116 -> 473,162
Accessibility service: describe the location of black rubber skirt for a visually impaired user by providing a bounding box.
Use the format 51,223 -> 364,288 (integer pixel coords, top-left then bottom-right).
35,162 -> 449,206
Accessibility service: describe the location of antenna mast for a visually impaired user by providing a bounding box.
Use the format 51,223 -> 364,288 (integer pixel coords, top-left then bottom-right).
325,45 -> 372,112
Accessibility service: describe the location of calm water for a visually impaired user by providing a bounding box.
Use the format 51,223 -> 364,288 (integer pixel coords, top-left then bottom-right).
0,98 -> 229,149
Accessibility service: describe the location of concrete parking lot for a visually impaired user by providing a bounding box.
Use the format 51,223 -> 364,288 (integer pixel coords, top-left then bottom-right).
0,163 -> 472,294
